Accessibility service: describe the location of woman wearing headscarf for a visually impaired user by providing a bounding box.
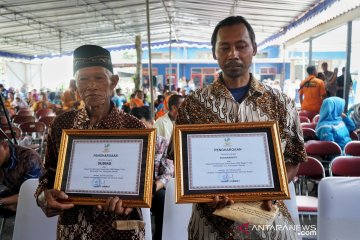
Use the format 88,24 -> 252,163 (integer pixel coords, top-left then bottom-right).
315,97 -> 356,149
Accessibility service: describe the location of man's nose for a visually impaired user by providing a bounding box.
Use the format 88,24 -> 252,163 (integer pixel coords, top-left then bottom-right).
228,46 -> 239,59
87,78 -> 98,88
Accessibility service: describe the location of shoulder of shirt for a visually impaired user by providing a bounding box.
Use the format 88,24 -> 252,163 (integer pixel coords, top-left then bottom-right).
52,110 -> 77,125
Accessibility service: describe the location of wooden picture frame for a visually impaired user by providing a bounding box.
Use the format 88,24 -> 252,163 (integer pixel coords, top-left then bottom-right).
174,121 -> 289,203
54,129 -> 156,207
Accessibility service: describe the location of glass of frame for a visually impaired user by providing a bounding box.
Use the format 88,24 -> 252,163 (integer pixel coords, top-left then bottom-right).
174,121 -> 289,203
54,129 -> 156,207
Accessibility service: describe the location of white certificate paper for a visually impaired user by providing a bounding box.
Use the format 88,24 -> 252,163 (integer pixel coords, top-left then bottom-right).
65,139 -> 143,195
187,133 -> 274,190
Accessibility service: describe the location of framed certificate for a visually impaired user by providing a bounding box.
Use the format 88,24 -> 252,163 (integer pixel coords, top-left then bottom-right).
174,122 -> 289,203
54,129 -> 156,207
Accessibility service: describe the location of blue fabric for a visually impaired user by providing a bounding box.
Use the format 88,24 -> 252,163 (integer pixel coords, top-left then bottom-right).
229,85 -> 250,103
316,97 -> 356,148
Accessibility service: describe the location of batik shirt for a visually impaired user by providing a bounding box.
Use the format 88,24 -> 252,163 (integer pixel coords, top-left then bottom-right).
35,105 -> 147,240
176,74 -> 307,240
0,144 -> 42,195
154,135 -> 174,185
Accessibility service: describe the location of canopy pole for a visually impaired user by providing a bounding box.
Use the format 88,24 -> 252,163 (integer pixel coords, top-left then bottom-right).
146,0 -> 155,120
168,18 -> 172,91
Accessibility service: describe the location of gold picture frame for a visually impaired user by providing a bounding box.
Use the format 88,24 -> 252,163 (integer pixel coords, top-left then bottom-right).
54,129 -> 156,207
174,121 -> 289,203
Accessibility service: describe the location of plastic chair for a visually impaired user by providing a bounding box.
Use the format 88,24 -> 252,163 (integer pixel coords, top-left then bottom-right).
37,116 -> 56,128
299,115 -> 310,123
35,109 -> 55,119
329,156 -> 360,176
299,110 -> 318,122
0,126 -> 22,141
11,115 -> 35,126
18,122 -> 46,155
312,114 -> 320,123
162,178 -> 192,240
305,140 -> 342,163
12,178 -> 58,240
301,127 -> 317,142
295,157 -> 325,217
141,208 -> 152,240
344,141 -> 360,156
317,177 -> 360,240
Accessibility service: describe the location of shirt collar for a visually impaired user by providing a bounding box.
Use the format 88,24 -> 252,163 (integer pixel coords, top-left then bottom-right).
73,102 -> 120,129
212,72 -> 265,99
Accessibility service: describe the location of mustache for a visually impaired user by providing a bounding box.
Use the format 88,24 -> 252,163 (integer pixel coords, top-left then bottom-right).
224,61 -> 243,68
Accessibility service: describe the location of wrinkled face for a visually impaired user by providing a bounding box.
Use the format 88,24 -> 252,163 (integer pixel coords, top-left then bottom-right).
76,67 -> 118,108
214,23 -> 256,80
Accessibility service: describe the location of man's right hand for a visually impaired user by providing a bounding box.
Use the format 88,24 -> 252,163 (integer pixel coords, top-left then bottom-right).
39,189 -> 74,217
208,196 -> 234,210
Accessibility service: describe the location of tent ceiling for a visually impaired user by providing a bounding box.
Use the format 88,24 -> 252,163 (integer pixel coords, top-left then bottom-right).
0,0 -> 319,57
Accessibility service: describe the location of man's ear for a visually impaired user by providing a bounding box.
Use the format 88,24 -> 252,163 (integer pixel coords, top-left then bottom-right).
110,75 -> 119,89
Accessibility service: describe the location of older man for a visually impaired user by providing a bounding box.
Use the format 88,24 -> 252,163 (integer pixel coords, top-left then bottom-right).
35,45 -> 146,240
177,16 -> 306,239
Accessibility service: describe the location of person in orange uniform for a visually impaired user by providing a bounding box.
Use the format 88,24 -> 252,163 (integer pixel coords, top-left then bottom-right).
299,65 -> 327,113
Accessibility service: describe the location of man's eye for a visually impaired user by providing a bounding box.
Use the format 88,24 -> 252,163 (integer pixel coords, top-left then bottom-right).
237,45 -> 247,50
219,47 -> 229,51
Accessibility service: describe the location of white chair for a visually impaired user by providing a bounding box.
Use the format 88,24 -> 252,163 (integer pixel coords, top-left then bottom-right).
318,177 -> 360,240
162,178 -> 192,240
141,208 -> 152,240
12,178 -> 58,240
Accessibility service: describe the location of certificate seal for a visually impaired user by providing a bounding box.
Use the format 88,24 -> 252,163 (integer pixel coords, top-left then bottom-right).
91,177 -> 102,188
218,172 -> 230,183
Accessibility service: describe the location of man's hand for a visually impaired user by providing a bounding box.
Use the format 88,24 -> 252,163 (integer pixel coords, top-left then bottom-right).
97,197 -> 133,216
40,189 -> 74,217
208,196 -> 234,209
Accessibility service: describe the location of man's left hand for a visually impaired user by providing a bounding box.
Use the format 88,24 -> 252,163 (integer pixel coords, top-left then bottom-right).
97,197 -> 133,215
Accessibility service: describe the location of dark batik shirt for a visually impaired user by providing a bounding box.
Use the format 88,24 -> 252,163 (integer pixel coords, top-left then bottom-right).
0,144 -> 42,195
35,105 -> 147,240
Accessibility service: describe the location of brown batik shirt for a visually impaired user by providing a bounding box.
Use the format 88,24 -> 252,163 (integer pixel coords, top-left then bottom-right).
35,105 -> 147,240
176,74 -> 307,240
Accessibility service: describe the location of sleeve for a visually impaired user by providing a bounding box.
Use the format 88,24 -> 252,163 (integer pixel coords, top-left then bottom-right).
343,117 -> 356,132
176,94 -> 197,125
279,95 -> 307,165
154,136 -> 174,185
34,122 -> 59,199
24,150 -> 43,180
316,126 -> 335,142
319,80 -> 327,96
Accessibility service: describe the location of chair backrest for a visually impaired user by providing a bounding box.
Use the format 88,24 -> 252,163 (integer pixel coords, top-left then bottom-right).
141,208 -> 152,240
344,141 -> 360,156
330,156 -> 360,176
35,109 -> 55,119
305,140 -> 342,161
312,114 -> 320,123
12,178 -> 58,240
0,126 -> 22,140
12,115 -> 35,125
318,177 -> 360,240
301,127 -> 318,142
299,110 -> 318,122
0,116 -> 7,125
38,116 -> 56,128
299,115 -> 310,123
300,122 -> 317,130
162,178 -> 192,240
19,122 -> 46,134
297,156 -> 325,179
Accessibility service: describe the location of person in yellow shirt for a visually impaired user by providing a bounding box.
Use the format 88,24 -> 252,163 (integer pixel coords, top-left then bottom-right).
61,79 -> 83,111
299,65 -> 327,113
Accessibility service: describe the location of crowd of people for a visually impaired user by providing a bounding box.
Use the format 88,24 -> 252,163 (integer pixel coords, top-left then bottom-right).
0,14 -> 359,240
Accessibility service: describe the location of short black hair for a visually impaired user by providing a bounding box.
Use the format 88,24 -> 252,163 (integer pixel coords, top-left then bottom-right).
168,94 -> 184,110
130,106 -> 151,122
307,66 -> 316,75
211,16 -> 256,58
